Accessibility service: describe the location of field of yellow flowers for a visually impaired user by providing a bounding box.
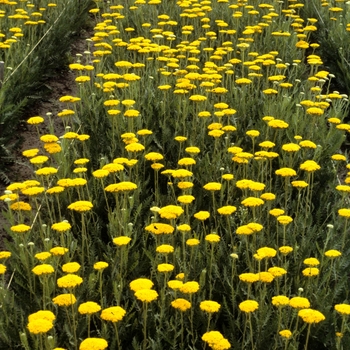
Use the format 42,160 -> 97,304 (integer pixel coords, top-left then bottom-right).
1,0 -> 350,349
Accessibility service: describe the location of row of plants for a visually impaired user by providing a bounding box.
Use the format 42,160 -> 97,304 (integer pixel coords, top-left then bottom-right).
1,0 -> 350,349
0,0 -> 94,181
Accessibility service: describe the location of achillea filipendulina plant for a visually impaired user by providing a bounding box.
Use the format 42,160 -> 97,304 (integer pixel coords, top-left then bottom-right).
3,0 -> 350,348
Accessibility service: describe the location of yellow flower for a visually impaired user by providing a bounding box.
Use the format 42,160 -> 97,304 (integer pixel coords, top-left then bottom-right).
135,289 -> 159,302
94,262 -> 109,270
113,237 -> 132,246
28,310 -> 55,323
268,119 -> 289,129
203,182 -> 222,191
302,267 -> 319,277
145,152 -> 164,162
156,244 -> 174,254
282,143 -> 300,152
157,263 -> 175,273
10,201 -> 31,211
275,168 -> 296,177
217,205 -> 236,215
279,246 -> 293,255
246,130 -> 260,138
51,222 -> 71,232
145,223 -> 174,235
35,167 -> 58,176
239,273 -> 259,283
159,205 -> 184,219
303,257 -> 320,266
300,160 -> 321,172
79,338 -> 108,350
194,211 -> 210,220
104,182 -> 137,193
22,148 -> 40,157
171,169 -> 193,178
189,94 -> 207,102
35,252 -> 51,261
92,169 -> 109,178
268,267 -> 287,277
57,274 -> 83,288
298,308 -> 325,324
279,330 -> 292,339
50,247 -> 68,256
277,216 -> 293,225
205,233 -> 220,243
0,264 -> 6,275
239,300 -> 259,313
46,186 -> 65,195
177,195 -> 195,204
10,224 -> 30,233
100,306 -> 126,322
200,300 -> 221,313
338,209 -> 350,218
21,187 -> 45,196
256,247 -> 277,258
168,280 -> 183,290
52,294 -> 77,306
27,319 -> 53,334
0,251 -> 11,260
324,250 -> 341,258
62,262 -> 81,274
180,281 -> 200,294
289,297 -> 310,309
241,197 -> 264,207
78,302 -> 101,315
272,296 -> 290,307
40,134 -> 58,143
306,107 -> 324,116
171,298 -> 191,312
27,116 -> 44,125
257,272 -> 274,283
178,158 -> 196,166
291,181 -> 308,189
67,201 -> 93,212
185,146 -> 200,154
186,238 -> 200,246
130,278 -> 154,292
335,304 -> 350,315
260,193 -> 275,201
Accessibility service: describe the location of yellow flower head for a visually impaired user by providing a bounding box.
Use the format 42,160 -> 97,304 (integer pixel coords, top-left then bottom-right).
100,306 -> 126,322
135,289 -> 159,302
57,274 -> 83,288
157,263 -> 175,273
335,304 -> 350,315
78,302 -> 101,315
145,223 -> 174,235
171,298 -> 191,312
194,211 -> 210,221
130,278 -> 154,292
298,308 -> 325,324
180,281 -> 200,294
272,296 -> 290,307
200,300 -> 221,313
27,319 -> 53,334
79,338 -> 108,350
289,297 -> 310,309
52,294 -> 77,307
113,237 -> 132,246
67,201 -> 93,212
62,262 -> 81,274
239,300 -> 259,313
